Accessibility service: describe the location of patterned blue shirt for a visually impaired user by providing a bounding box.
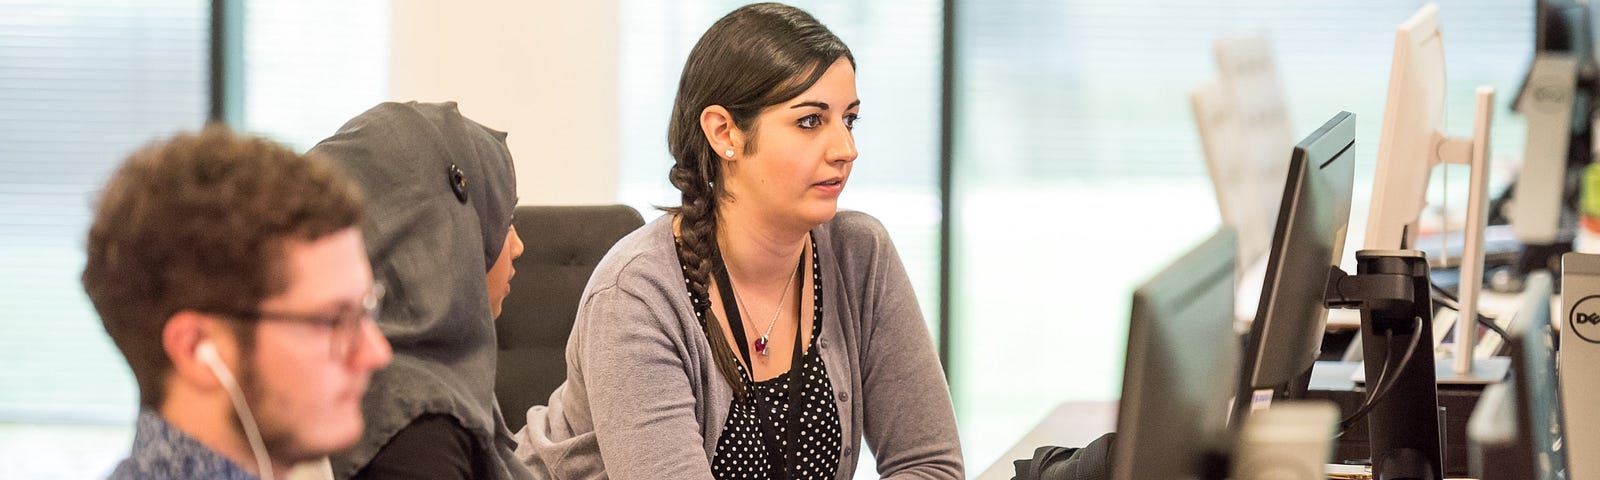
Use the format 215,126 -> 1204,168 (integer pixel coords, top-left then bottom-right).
108,410 -> 256,480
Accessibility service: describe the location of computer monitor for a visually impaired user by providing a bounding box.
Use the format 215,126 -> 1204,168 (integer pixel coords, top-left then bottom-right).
1192,33 -> 1295,274
1507,0 -> 1597,252
1366,2 -> 1497,374
1114,229 -> 1238,480
1366,2 -> 1497,253
1231,111 -> 1355,425
1467,272 -> 1566,480
1367,3 -> 1449,252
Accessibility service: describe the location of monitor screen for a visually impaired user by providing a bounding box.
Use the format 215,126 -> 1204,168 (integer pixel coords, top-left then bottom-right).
1114,228 -> 1238,480
1233,111 -> 1356,423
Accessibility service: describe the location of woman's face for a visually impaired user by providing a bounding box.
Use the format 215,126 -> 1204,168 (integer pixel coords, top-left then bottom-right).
724,57 -> 859,231
485,225 -> 524,319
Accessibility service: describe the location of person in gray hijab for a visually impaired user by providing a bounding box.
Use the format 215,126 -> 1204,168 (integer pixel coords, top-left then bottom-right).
310,101 -> 532,480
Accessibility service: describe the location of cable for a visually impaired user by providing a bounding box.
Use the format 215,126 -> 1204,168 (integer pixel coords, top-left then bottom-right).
1336,316 -> 1427,435
1429,281 -> 1510,343
1433,292 -> 1510,340
1333,328 -> 1396,439
198,343 -> 275,480
1429,280 -> 1460,303
1338,316 -> 1425,432
1334,326 -> 1397,439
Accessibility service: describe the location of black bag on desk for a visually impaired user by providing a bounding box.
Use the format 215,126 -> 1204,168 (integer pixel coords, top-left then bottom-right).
1011,432 -> 1117,480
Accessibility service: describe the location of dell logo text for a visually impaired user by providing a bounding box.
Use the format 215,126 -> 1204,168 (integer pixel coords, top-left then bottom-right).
1569,295 -> 1600,344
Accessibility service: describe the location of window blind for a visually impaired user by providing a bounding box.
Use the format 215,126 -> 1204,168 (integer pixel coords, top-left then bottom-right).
0,0 -> 208,424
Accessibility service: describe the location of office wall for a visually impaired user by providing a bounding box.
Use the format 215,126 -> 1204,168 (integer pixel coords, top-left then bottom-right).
390,0 -> 620,205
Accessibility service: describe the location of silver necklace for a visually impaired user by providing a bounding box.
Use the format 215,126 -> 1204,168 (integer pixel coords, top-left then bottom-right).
729,262 -> 798,356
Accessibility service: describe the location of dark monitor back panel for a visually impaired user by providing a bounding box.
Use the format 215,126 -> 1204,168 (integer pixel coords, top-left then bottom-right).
1538,0 -> 1594,57
1470,271 -> 1564,480
1510,272 -> 1566,479
1114,228 -> 1238,480
1534,0 -> 1598,130
1239,111 -> 1356,404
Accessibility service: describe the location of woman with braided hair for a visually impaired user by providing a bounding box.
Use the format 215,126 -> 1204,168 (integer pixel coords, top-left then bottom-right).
514,3 -> 962,479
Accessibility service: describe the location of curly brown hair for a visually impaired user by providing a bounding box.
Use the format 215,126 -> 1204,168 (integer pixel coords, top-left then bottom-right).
82,124 -> 365,408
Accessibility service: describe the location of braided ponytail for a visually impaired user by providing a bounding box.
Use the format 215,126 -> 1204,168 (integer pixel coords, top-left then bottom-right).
667,154 -> 749,401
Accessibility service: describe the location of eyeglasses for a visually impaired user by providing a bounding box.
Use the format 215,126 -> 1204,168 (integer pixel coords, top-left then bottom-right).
210,283 -> 385,361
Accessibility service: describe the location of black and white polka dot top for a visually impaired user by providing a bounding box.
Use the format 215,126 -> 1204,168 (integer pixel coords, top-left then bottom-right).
687,238 -> 843,480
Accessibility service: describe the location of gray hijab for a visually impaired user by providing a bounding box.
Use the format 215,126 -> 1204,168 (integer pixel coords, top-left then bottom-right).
309,101 -> 528,479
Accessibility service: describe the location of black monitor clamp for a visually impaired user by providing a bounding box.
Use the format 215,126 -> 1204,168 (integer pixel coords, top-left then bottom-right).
1325,250 -> 1443,480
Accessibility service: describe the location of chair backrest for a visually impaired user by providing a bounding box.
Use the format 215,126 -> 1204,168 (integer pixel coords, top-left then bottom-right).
495,204 -> 644,432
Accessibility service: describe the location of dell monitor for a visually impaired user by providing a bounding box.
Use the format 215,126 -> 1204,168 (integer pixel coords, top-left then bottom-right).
1114,229 -> 1238,480
1506,0 -> 1598,263
1467,272 -> 1566,480
1231,111 -> 1355,425
1366,2 -> 1497,375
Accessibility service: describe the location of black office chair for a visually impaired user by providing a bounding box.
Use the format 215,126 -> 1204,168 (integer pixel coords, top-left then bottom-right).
495,204 -> 644,432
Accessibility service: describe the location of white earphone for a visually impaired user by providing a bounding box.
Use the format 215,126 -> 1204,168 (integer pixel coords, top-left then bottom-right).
197,340 -> 276,480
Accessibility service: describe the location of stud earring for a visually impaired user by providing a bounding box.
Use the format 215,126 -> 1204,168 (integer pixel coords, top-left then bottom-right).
725,149 -> 734,158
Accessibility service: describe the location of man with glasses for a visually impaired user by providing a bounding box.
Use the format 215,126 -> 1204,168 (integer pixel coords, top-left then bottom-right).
84,126 -> 393,479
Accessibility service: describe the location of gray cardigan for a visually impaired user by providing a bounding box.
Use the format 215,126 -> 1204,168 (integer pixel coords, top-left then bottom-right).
514,211 -> 963,479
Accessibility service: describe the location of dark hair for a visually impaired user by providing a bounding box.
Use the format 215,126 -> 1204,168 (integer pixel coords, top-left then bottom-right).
82,124 -> 365,408
664,2 -> 853,400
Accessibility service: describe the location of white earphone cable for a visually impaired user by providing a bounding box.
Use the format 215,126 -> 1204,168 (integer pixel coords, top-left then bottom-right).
199,344 -> 276,480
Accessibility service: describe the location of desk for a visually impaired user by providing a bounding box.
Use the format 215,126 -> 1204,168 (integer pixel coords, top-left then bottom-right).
974,401 -> 1117,480
975,398 -> 1483,480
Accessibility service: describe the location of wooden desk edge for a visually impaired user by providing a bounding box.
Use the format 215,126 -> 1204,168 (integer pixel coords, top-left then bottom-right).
974,400 -> 1118,480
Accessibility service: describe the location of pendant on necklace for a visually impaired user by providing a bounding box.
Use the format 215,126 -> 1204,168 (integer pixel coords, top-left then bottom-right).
755,335 -> 769,356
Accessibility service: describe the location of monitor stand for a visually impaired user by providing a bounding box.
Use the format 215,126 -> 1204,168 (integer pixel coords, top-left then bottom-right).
1326,250 -> 1444,480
